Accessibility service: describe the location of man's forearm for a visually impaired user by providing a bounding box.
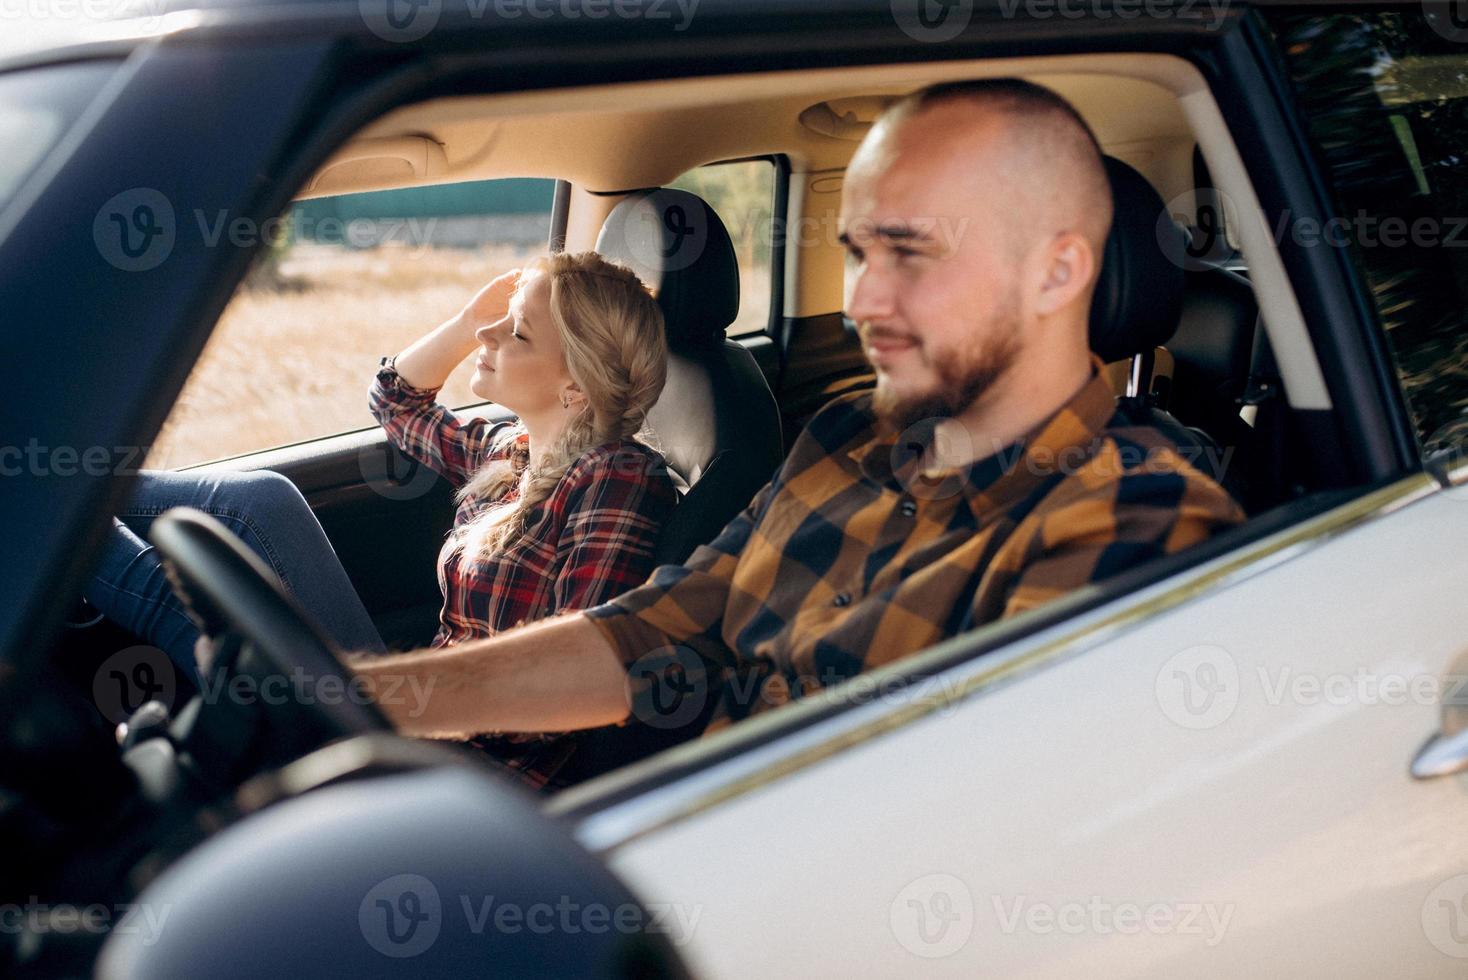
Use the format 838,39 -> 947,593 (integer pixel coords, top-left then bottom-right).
348,612 -> 632,737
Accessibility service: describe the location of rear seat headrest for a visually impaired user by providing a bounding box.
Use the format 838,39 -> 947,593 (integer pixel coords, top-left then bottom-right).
1088,156 -> 1189,363
595,187 -> 740,352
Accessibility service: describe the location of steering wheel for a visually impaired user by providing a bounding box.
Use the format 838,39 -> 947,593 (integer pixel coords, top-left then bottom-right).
148,507 -> 388,745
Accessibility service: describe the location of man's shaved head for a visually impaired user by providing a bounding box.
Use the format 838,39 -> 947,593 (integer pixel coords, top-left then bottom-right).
856,79 -> 1113,261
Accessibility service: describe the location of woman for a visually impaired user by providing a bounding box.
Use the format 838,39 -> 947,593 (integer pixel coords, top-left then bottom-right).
84,252 -> 677,708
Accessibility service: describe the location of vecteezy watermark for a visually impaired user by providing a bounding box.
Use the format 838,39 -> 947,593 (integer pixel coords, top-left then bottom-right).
890,874 -> 975,958
1424,0 -> 1468,43
1155,644 -> 1241,730
0,0 -> 168,30
882,419 -> 1235,503
624,645 -> 972,730
890,0 -> 974,43
1253,665 -> 1465,709
192,665 -> 437,719
991,895 -> 1235,947
0,440 -> 151,477
360,875 -> 442,958
357,441 -> 446,502
1425,418 -> 1468,493
1159,185 -> 1468,271
0,900 -> 171,948
608,189 -> 713,282
357,431 -> 686,501
90,646 -> 437,724
94,188 -> 176,273
996,0 -> 1231,30
358,875 -> 703,958
92,187 -> 442,272
359,0 -> 700,44
1423,874 -> 1468,958
93,645 -> 179,725
1155,645 -> 1466,731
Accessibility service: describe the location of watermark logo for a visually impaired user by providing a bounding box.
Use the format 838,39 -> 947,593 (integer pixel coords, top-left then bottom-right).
1157,188 -> 1241,271
360,874 -> 442,958
889,418 -> 971,502
360,0 -> 442,42
92,645 -> 177,725
620,190 -> 710,276
1422,874 -> 1468,958
1424,0 -> 1468,43
625,644 -> 712,730
1155,644 -> 1239,730
993,895 -> 1233,946
93,188 -> 176,272
0,0 -> 169,33
890,0 -> 973,42
357,442 -> 444,501
1426,418 -> 1468,499
890,873 -> 974,958
0,900 -> 171,947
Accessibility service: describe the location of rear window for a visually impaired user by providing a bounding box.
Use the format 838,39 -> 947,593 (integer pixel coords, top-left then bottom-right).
669,158 -> 777,335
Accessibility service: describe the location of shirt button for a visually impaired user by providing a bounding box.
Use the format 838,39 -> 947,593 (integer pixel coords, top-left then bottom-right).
900,499 -> 918,518
832,592 -> 852,607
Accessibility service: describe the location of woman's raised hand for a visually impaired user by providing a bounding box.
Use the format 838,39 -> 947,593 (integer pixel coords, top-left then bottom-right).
389,268 -> 522,391
460,268 -> 522,332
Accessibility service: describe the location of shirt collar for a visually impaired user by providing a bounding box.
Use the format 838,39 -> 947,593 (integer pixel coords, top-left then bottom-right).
850,353 -> 1116,518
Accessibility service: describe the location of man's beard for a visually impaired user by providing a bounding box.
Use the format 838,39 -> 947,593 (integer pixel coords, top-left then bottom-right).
870,307 -> 1024,431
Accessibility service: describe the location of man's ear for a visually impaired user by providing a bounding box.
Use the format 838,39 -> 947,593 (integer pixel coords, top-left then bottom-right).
1034,232 -> 1097,317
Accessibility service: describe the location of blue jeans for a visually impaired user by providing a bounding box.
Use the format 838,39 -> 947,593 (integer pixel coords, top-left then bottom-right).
84,469 -> 387,685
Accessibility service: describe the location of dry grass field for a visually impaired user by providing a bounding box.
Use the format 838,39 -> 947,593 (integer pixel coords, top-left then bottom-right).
146,242 -> 771,469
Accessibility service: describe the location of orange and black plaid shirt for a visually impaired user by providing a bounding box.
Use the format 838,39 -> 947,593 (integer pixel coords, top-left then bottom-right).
586,354 -> 1246,728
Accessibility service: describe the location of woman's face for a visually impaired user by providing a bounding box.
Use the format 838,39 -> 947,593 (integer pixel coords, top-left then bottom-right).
469,271 -> 575,420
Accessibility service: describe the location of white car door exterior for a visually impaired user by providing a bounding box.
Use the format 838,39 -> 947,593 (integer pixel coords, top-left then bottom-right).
589,471 -> 1468,978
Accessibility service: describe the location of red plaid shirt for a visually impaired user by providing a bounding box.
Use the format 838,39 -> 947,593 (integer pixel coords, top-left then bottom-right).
368,360 -> 677,647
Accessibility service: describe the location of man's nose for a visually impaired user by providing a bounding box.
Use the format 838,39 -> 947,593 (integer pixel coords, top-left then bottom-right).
845,262 -> 896,324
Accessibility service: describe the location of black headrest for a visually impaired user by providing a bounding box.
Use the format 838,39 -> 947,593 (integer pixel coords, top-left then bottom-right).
595,187 -> 740,352
1088,156 -> 1188,362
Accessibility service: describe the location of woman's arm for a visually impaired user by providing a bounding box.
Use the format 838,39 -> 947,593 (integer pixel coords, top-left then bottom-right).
393,268 -> 518,389
368,270 -> 522,485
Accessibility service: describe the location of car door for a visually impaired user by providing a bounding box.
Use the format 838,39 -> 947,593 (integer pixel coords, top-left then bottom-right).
585,471 -> 1468,978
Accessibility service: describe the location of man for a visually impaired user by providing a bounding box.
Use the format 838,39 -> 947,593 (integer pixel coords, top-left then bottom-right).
352,79 -> 1245,739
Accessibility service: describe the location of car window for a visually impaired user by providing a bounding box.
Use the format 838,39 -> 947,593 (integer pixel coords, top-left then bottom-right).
146,178 -> 556,469
1266,10 -> 1468,460
668,158 -> 776,336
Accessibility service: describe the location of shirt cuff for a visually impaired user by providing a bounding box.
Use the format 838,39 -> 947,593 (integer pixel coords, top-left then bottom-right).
585,603 -> 722,732
376,355 -> 442,399
585,601 -> 671,671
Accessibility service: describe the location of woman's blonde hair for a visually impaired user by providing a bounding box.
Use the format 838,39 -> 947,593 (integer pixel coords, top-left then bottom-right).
455,251 -> 668,558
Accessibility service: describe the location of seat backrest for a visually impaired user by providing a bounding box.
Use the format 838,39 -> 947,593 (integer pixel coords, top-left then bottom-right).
1089,156 -> 1234,488
595,187 -> 784,565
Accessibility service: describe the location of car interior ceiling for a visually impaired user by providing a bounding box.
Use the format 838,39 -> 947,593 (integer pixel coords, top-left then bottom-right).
49,74 -> 1319,791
